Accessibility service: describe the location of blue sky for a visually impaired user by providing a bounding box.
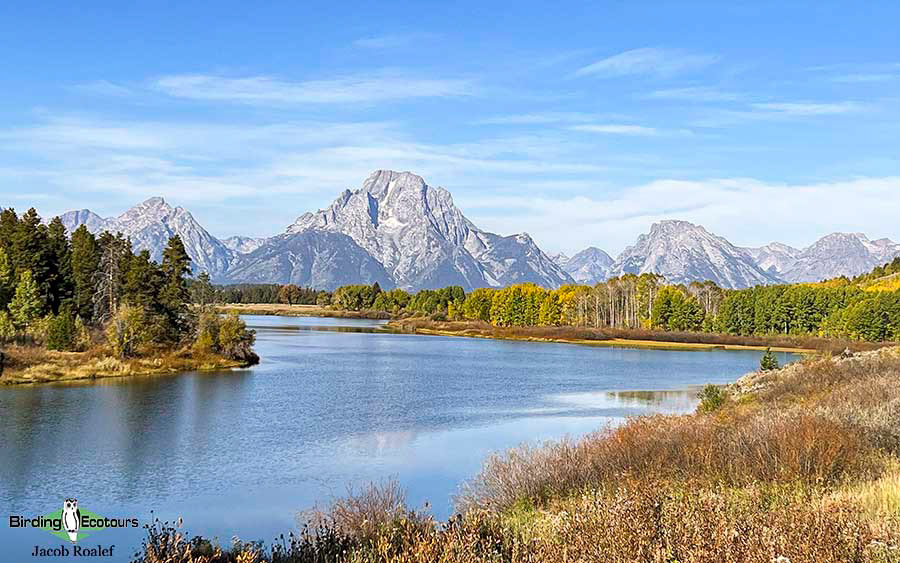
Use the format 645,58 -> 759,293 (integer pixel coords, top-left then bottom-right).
2,1 -> 899,255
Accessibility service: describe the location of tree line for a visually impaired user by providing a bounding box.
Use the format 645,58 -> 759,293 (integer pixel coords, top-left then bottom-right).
0,207 -> 255,362
207,283 -> 329,306
324,265 -> 900,342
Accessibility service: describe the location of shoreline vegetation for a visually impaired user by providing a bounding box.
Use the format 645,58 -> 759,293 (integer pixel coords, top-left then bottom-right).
389,318 -> 881,354
0,344 -> 252,385
134,346 -> 900,562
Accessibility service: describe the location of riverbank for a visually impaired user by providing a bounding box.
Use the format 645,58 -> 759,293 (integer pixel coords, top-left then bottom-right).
134,346 -> 900,562
0,345 -> 254,385
389,318 -> 890,354
217,303 -> 391,319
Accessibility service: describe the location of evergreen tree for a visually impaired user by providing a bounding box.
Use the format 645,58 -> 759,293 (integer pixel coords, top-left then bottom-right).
760,348 -> 779,371
159,235 -> 192,337
46,217 -> 73,314
70,225 -> 100,321
0,246 -> 12,310
123,250 -> 161,309
12,208 -> 51,313
0,207 -> 18,252
9,270 -> 42,330
191,272 -> 217,305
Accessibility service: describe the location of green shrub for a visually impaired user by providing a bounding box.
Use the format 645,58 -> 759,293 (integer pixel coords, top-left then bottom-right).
697,384 -> 727,413
217,312 -> 258,364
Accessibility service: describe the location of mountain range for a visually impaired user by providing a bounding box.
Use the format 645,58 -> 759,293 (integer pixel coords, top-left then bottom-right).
56,170 -> 900,290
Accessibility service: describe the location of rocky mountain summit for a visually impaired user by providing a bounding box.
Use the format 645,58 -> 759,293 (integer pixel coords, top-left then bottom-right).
274,170 -> 572,290
59,197 -> 233,277
607,220 -> 780,288
760,233 -> 900,283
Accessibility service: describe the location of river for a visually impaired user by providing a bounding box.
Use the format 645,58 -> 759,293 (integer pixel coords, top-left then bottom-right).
0,315 -> 798,560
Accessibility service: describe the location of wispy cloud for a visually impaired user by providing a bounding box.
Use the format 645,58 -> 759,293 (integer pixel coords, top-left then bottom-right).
694,100 -> 867,127
71,80 -> 133,97
575,47 -> 720,78
807,62 -> 900,84
749,101 -> 865,116
152,72 -> 475,105
569,124 -> 659,136
831,73 -> 898,83
351,33 -> 435,49
475,112 -> 629,125
644,86 -> 743,102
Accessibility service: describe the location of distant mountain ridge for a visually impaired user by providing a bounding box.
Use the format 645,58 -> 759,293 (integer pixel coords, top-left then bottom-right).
54,170 -> 899,291
748,233 -> 900,283
609,220 -> 781,288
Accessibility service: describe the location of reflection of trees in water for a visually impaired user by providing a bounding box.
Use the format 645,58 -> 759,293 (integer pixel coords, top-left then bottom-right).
606,389 -> 700,411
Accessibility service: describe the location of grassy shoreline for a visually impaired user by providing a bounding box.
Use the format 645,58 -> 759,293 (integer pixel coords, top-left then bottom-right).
0,345 -> 254,386
388,318 -> 892,354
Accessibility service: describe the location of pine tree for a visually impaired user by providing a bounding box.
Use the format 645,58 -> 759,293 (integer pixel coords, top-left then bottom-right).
191,272 -> 217,305
12,208 -> 51,314
9,270 -> 42,330
0,208 -> 19,259
71,225 -> 100,321
760,348 -> 779,371
159,235 -> 192,338
46,217 -> 73,314
0,246 -> 12,310
123,250 -> 160,309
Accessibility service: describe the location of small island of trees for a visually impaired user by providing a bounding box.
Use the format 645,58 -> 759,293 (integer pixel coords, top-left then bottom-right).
0,207 -> 257,384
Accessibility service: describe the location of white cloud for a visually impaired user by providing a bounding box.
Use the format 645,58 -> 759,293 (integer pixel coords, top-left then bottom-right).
575,47 -> 720,78
694,100 -> 867,127
644,86 -> 743,102
152,72 -> 475,105
71,80 -> 133,97
569,124 -> 659,135
476,112 -> 630,125
749,101 -> 865,116
351,33 -> 434,49
831,73 -> 898,83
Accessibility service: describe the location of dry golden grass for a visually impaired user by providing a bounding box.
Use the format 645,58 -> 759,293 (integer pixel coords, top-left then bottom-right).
1,344 -> 246,385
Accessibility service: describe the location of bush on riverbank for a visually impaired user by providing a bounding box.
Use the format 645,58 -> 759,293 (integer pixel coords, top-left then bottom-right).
132,347 -> 900,562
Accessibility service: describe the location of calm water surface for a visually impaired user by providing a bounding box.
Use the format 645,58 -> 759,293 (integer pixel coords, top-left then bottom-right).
0,315 -> 797,559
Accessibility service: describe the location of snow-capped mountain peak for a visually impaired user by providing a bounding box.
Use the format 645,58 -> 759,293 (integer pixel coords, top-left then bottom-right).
59,197 -> 233,278
282,170 -> 572,290
609,220 -> 780,288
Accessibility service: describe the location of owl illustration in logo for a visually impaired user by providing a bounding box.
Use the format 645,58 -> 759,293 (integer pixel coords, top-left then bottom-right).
62,498 -> 80,542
